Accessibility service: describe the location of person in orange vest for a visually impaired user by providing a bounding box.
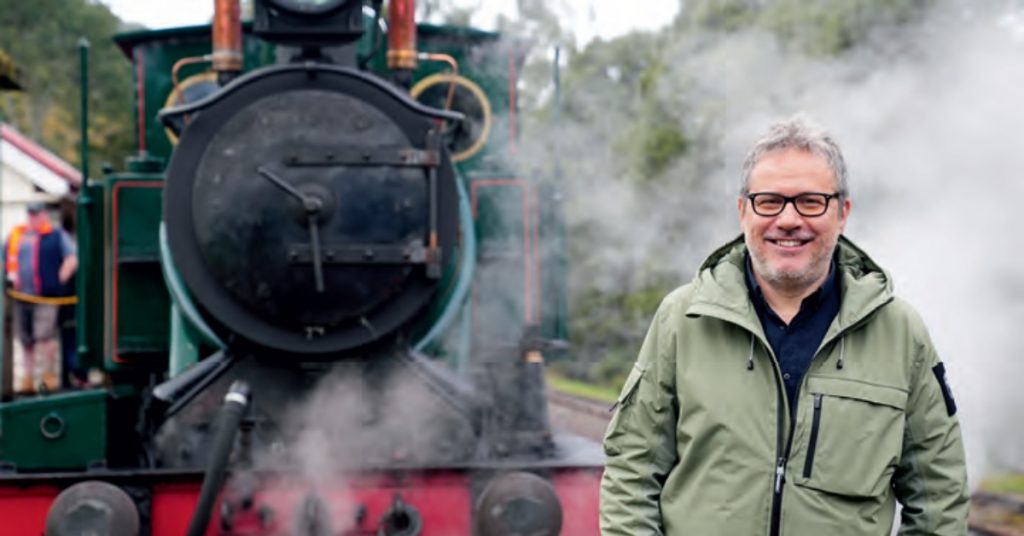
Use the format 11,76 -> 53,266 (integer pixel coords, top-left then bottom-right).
4,202 -> 78,394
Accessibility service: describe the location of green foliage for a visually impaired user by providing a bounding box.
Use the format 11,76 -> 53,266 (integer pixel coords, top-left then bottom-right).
981,474 -> 1024,496
0,48 -> 18,88
545,370 -> 618,402
0,0 -> 134,177
632,119 -> 690,179
680,0 -> 937,56
556,31 -> 696,179
679,0 -> 761,32
563,273 -> 676,388
562,32 -> 662,106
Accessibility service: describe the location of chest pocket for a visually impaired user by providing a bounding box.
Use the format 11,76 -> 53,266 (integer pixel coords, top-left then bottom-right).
792,376 -> 908,497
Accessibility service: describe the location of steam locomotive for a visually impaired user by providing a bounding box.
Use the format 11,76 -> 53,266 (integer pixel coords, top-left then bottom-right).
0,1 -> 602,534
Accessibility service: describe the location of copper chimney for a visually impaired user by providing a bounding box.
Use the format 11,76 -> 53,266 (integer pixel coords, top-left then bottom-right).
212,0 -> 243,81
387,0 -> 417,70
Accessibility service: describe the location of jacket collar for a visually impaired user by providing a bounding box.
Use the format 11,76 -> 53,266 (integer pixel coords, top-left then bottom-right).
686,235 -> 893,344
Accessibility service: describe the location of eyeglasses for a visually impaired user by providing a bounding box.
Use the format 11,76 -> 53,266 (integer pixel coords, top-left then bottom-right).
746,192 -> 840,217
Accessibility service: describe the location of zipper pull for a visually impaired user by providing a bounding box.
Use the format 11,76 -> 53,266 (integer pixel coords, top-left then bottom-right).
774,457 -> 786,493
814,393 -> 823,409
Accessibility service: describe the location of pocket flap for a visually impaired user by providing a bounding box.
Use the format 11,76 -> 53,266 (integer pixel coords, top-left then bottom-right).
617,363 -> 646,405
807,376 -> 908,410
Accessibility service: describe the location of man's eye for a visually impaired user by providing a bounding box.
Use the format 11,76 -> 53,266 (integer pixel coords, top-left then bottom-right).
756,198 -> 783,208
797,197 -> 824,208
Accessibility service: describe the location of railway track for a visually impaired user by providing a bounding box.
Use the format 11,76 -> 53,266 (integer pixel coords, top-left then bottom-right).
546,389 -> 613,442
970,491 -> 1024,535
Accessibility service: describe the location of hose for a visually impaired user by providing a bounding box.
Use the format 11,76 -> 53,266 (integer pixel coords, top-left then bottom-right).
186,380 -> 250,536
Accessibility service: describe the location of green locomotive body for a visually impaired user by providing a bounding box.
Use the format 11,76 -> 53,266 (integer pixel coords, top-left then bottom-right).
0,4 -> 592,535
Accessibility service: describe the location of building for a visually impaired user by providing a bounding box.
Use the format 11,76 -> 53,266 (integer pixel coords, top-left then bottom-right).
0,123 -> 81,237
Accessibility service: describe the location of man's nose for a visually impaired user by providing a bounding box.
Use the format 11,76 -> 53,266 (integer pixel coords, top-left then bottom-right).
775,201 -> 803,227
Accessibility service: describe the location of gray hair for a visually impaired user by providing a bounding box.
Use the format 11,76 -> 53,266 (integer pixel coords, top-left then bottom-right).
740,115 -> 849,198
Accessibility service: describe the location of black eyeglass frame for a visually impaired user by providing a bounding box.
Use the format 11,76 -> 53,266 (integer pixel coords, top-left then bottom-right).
746,192 -> 842,217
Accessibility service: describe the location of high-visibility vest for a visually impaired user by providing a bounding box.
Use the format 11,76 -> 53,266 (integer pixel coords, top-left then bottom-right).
5,221 -> 54,293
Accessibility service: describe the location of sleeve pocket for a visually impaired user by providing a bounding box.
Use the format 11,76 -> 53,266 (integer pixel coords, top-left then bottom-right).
610,363 -> 646,413
603,363 -> 648,457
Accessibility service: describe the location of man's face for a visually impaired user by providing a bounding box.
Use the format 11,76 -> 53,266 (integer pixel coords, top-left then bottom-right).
27,211 -> 45,229
738,148 -> 851,292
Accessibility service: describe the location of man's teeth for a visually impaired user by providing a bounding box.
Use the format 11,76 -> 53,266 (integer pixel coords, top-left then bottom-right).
776,240 -> 803,247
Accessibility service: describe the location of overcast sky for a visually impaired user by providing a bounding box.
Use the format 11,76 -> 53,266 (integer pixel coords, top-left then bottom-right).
99,0 -> 679,45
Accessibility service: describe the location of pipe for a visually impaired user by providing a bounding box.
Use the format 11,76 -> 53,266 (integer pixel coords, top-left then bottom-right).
186,380 -> 250,536
171,55 -> 212,87
161,351 -> 235,419
152,350 -> 229,406
387,0 -> 417,71
212,0 -> 243,84
75,39 -> 91,368
416,53 -> 458,112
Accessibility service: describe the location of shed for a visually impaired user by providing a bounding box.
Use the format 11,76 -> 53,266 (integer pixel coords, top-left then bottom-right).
0,123 -> 81,237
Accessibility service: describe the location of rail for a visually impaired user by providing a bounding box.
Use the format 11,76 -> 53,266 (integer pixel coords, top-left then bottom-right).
970,491 -> 1024,535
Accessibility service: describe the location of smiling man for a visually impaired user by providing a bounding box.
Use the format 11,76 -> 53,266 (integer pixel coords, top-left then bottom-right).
600,116 -> 968,535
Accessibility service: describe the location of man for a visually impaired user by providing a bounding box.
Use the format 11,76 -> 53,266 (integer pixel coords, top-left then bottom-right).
5,202 -> 78,393
600,116 -> 968,535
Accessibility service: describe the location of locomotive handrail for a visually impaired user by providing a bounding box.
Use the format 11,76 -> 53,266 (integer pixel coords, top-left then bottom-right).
158,62 -> 464,136
412,171 -> 476,353
5,289 -> 77,306
158,224 -> 226,351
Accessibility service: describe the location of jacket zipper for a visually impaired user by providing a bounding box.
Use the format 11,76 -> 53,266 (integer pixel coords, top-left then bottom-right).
768,352 -> 788,536
769,355 -> 815,536
802,394 -> 823,479
769,338 -> 849,536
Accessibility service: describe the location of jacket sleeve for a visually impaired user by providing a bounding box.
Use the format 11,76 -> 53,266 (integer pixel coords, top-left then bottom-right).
893,335 -> 969,535
599,301 -> 679,536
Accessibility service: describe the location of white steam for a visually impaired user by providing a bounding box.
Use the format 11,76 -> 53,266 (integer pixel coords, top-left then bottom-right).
711,7 -> 1024,485
523,1 -> 1024,484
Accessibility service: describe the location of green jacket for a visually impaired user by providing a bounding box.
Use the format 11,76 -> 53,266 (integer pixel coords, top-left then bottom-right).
600,236 -> 968,536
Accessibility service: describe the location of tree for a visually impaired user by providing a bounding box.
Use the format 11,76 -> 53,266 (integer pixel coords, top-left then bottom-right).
678,0 -> 937,55
0,0 -> 133,178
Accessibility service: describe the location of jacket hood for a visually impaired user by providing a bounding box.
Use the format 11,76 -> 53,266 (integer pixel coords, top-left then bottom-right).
687,235 -> 893,338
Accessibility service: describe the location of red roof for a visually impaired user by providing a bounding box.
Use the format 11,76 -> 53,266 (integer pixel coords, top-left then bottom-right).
0,123 -> 82,187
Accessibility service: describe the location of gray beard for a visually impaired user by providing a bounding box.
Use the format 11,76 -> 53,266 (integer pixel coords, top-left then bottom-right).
746,236 -> 838,294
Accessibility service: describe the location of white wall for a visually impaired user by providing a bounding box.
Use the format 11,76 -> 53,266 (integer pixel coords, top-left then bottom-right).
0,144 -> 66,239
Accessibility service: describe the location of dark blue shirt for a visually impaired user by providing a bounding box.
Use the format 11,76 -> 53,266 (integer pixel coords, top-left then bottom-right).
745,254 -> 841,405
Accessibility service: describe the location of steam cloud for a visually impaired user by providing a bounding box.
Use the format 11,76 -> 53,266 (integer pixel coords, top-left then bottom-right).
520,0 -> 1024,485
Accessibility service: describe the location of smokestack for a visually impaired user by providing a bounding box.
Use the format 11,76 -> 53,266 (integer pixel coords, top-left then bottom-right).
387,0 -> 418,72
212,0 -> 243,84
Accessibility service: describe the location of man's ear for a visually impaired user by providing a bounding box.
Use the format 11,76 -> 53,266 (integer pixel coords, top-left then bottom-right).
838,197 -> 852,230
